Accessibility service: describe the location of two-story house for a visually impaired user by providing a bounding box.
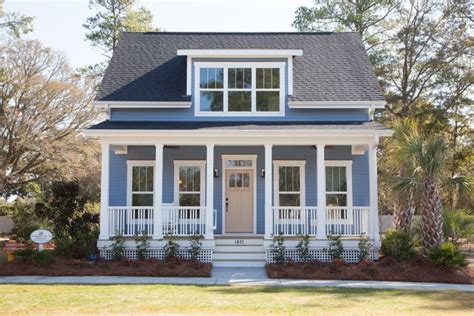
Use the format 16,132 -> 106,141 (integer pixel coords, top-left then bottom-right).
86,32 -> 392,267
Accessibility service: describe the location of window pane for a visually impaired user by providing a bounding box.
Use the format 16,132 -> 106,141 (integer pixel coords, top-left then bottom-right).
226,160 -> 252,167
132,166 -> 153,192
132,193 -> 153,206
145,167 -> 154,191
179,193 -> 200,206
326,166 -> 347,192
200,68 -> 223,89
243,173 -> 250,187
132,167 -> 140,191
256,68 -> 280,89
279,194 -> 300,206
326,194 -> 347,206
200,91 -> 223,111
279,166 -> 300,192
229,91 -> 251,111
228,68 -> 251,89
179,166 -> 200,192
256,91 -> 279,111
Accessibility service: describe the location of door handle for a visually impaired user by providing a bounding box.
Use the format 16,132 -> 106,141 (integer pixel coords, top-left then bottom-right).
225,197 -> 229,212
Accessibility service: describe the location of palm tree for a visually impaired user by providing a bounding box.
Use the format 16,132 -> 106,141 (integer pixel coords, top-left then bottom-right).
392,119 -> 471,256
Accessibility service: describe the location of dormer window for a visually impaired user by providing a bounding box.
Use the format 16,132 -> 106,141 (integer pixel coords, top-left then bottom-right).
195,62 -> 285,116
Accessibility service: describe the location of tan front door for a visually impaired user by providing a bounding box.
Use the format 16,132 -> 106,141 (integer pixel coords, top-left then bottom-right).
225,169 -> 254,233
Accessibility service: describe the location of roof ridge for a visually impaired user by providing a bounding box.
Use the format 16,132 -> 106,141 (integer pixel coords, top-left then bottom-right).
122,31 -> 358,35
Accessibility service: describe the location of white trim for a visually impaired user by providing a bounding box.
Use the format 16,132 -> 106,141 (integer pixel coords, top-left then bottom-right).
325,160 -> 353,224
177,49 -> 303,57
194,62 -> 285,117
221,155 -> 258,235
316,144 -> 326,239
264,145 -> 273,239
273,160 -> 306,208
186,57 -> 192,95
99,144 -> 110,240
93,101 -> 191,108
173,160 -> 206,207
86,129 -> 393,140
126,160 -> 155,207
288,100 -> 386,109
153,144 -> 164,239
368,144 -> 380,244
287,57 -> 293,95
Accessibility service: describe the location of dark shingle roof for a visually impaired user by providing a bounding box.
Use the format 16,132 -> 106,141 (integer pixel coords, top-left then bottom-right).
89,120 -> 389,131
97,32 -> 384,103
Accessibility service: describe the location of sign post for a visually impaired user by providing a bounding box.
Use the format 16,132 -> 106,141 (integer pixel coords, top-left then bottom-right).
30,229 -> 53,252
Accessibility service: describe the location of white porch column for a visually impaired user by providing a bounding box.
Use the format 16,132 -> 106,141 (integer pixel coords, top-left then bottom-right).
264,144 -> 273,239
153,144 -> 164,239
368,143 -> 380,243
205,144 -> 214,239
99,143 -> 110,240
316,144 -> 326,239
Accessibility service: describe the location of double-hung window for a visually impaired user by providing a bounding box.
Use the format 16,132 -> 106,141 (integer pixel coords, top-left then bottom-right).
196,62 -> 285,116
127,161 -> 154,207
174,161 -> 206,207
274,161 -> 306,209
325,161 -> 353,220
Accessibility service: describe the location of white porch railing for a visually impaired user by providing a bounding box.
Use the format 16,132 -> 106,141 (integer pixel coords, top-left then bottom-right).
271,206 -> 371,237
108,207 -> 154,236
326,207 -> 370,236
162,205 -> 207,236
272,206 -> 318,236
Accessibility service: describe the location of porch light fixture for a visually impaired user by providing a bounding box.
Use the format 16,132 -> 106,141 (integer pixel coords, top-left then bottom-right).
261,169 -> 265,178
214,168 -> 219,178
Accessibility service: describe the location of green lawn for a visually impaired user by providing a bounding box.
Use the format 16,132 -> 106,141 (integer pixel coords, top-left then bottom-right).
0,284 -> 472,315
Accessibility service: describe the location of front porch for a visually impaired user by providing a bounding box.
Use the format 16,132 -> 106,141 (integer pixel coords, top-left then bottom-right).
97,136 -> 382,264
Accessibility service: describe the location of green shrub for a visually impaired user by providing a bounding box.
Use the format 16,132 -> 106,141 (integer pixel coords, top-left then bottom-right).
14,247 -> 35,258
9,199 -> 47,241
381,229 -> 416,260
110,232 -> 125,260
296,234 -> 310,262
326,235 -> 344,261
134,232 -> 150,260
164,234 -> 180,261
428,241 -> 467,269
32,250 -> 55,267
358,237 -> 372,261
55,228 -> 99,259
270,233 -> 286,265
189,234 -> 203,261
443,209 -> 474,246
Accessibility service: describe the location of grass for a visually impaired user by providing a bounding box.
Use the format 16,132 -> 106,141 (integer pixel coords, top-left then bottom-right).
0,285 -> 473,315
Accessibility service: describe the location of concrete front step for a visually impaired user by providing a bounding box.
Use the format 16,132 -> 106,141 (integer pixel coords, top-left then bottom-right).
213,252 -> 266,261
213,260 -> 266,267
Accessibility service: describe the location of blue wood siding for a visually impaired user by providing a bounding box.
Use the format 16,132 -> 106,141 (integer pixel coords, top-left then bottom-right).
108,145 -> 370,232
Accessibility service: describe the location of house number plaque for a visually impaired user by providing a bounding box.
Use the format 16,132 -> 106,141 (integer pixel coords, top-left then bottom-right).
235,240 -> 244,245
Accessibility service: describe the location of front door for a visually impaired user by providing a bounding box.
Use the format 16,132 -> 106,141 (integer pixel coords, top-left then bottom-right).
225,169 -> 254,233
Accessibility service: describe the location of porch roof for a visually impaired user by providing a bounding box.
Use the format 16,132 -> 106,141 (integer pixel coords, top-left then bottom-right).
88,120 -> 390,132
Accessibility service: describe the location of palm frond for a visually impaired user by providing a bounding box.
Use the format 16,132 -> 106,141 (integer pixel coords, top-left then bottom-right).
444,175 -> 472,197
392,176 -> 417,197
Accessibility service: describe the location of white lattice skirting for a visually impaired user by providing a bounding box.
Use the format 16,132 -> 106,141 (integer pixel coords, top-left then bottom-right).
99,248 -> 213,263
265,248 -> 377,264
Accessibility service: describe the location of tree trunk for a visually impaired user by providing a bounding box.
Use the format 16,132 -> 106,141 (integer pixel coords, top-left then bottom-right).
394,189 -> 415,232
421,177 -> 443,257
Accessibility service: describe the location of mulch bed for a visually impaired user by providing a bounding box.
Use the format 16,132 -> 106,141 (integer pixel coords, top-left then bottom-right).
266,257 -> 473,284
0,257 -> 212,277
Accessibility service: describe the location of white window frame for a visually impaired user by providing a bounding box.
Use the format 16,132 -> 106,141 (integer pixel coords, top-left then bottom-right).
273,160 -> 306,208
325,160 -> 353,223
173,160 -> 206,207
126,160 -> 155,207
195,62 -> 286,117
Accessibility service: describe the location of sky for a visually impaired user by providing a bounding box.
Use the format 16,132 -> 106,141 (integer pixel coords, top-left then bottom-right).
5,0 -> 314,68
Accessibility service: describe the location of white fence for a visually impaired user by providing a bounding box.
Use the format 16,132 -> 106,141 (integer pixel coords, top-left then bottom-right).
162,205 -> 206,236
272,206 -> 318,236
108,207 -> 154,236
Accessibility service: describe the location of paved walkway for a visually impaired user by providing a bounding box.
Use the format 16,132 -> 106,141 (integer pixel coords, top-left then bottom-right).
0,267 -> 472,292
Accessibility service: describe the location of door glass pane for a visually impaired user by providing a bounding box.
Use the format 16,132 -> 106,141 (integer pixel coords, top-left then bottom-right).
200,91 -> 223,111
256,91 -> 279,111
228,91 -> 251,111
132,193 -> 153,206
242,173 -> 250,187
226,160 -> 252,167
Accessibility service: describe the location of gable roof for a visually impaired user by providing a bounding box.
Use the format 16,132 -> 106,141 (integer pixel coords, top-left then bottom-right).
97,32 -> 384,103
